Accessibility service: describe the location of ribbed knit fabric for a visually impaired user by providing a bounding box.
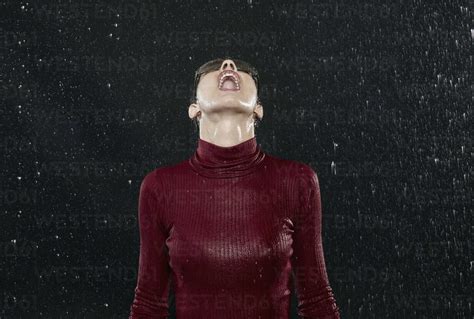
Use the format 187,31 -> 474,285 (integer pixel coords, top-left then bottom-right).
129,136 -> 340,319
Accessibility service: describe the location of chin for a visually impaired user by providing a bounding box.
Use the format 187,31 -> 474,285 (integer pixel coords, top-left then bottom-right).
215,97 -> 254,111
203,94 -> 250,109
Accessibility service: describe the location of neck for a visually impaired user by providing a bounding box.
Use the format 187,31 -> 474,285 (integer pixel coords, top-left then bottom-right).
198,112 -> 256,147
189,134 -> 266,179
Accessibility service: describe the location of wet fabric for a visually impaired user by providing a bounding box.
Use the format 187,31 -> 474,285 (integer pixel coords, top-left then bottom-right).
129,136 -> 340,318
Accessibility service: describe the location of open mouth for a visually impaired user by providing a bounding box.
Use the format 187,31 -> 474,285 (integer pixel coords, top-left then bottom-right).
217,70 -> 241,91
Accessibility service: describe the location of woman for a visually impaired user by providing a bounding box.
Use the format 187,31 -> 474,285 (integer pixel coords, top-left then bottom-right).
129,58 -> 341,318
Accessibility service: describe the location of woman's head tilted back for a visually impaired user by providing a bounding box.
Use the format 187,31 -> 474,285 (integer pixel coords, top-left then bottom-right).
188,57 -> 263,128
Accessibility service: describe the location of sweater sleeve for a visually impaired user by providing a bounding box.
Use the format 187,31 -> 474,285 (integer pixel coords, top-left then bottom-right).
291,165 -> 340,319
129,172 -> 171,318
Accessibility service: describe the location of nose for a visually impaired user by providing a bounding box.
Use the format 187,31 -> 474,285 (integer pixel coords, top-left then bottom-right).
220,59 -> 237,72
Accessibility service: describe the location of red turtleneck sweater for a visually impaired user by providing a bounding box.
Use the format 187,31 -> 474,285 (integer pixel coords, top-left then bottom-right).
129,136 -> 340,318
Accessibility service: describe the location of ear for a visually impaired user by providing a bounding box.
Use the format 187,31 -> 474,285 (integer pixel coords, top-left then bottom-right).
188,103 -> 201,120
254,101 -> 263,120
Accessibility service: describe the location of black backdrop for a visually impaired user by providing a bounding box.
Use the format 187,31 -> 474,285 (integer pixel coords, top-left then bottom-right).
1,0 -> 471,318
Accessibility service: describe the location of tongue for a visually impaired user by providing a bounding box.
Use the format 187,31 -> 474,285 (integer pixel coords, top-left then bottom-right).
222,79 -> 236,90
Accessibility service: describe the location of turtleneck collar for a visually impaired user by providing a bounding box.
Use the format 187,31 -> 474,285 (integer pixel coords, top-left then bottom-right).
189,136 -> 266,178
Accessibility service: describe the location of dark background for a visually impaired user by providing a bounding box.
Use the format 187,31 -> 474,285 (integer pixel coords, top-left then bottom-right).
1,0 -> 471,318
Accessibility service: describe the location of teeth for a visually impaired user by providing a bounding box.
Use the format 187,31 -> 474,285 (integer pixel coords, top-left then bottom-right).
218,72 -> 240,89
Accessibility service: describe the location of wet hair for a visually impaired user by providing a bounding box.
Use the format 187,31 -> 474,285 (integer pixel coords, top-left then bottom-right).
190,57 -> 261,128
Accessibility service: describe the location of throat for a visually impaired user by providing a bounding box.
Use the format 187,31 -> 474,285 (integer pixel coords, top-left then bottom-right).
188,136 -> 266,178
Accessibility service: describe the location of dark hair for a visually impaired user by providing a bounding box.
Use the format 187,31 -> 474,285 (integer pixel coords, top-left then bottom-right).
190,57 -> 260,105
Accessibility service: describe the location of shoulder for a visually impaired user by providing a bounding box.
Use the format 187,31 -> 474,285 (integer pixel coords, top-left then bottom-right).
264,153 -> 319,183
294,161 -> 319,185
291,162 -> 320,198
139,169 -> 159,197
139,159 -> 189,194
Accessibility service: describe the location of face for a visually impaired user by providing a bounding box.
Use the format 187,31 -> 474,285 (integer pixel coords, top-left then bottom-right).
191,59 -> 261,119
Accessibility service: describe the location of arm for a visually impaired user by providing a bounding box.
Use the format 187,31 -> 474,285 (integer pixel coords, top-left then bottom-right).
129,172 -> 171,318
291,165 -> 340,319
